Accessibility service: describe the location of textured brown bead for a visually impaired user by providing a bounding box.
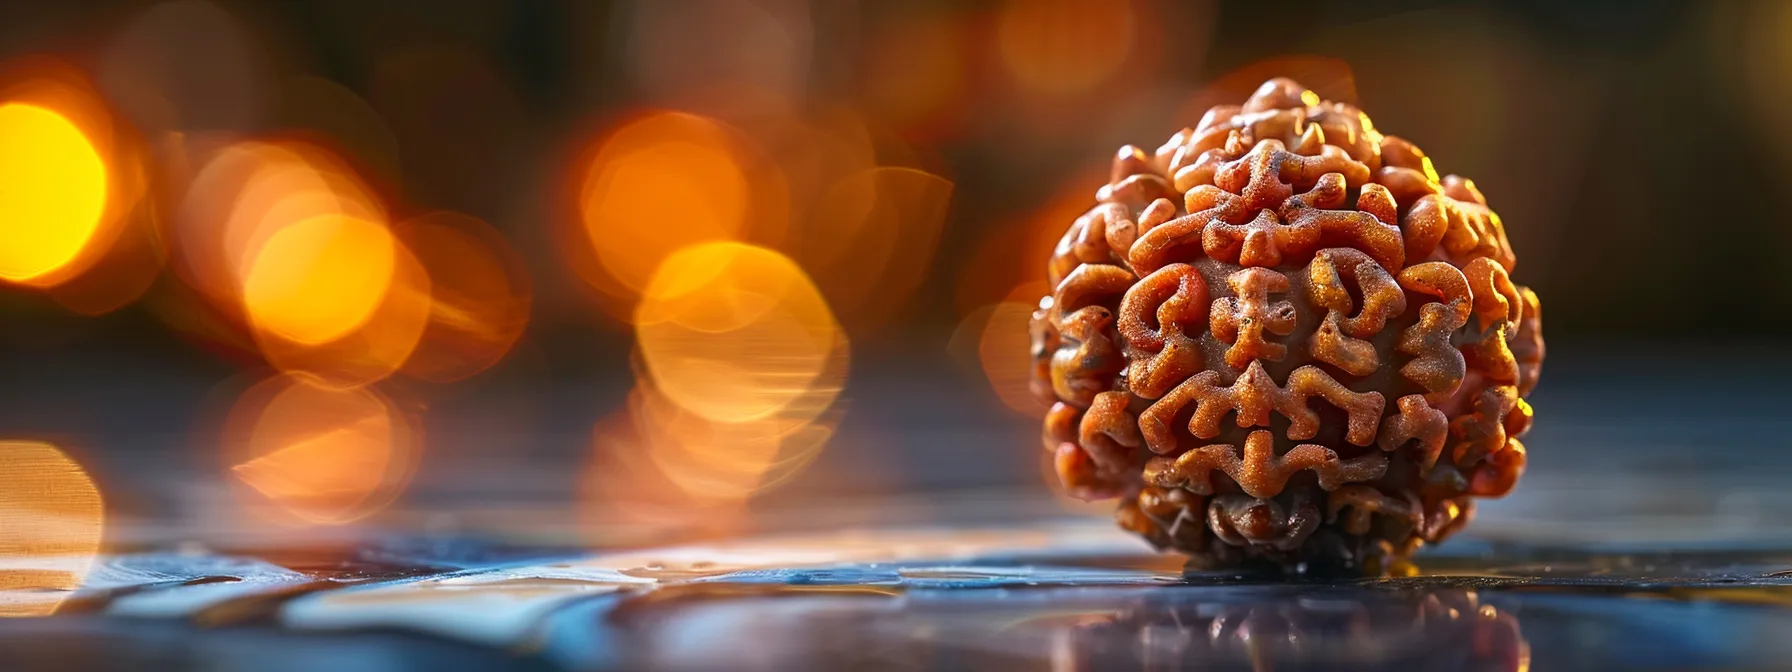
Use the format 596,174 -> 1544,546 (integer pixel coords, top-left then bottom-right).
1030,77 -> 1544,573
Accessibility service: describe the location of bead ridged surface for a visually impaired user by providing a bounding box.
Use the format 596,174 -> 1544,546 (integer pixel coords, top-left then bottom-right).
1032,77 -> 1544,574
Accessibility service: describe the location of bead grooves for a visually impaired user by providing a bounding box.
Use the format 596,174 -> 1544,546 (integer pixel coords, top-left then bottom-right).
1030,77 -> 1544,573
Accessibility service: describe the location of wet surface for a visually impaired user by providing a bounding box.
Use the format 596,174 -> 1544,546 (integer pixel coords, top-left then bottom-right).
6,522 -> 1792,670
3,346 -> 1792,669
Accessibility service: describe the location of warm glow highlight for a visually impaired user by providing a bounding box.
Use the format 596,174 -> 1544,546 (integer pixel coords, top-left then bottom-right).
635,242 -> 843,424
243,214 -> 396,345
579,112 -> 757,300
174,140 -> 430,386
633,379 -> 840,502
251,236 -> 431,388
588,242 -> 850,528
234,427 -> 390,506
0,103 -> 109,283
224,374 -> 419,524
0,58 -> 159,311
584,350 -> 847,531
175,141 -> 384,307
0,441 -> 104,618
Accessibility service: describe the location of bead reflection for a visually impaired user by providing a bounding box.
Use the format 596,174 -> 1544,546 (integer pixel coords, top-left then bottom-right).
600,583 -> 1528,672
1056,588 -> 1529,671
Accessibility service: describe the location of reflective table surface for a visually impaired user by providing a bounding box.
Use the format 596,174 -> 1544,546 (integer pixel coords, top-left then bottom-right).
4,345 -> 1792,670
7,520 -> 1792,671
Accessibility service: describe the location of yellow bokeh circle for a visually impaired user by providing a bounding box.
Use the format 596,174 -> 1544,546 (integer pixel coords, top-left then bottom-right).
635,242 -> 843,424
0,103 -> 108,283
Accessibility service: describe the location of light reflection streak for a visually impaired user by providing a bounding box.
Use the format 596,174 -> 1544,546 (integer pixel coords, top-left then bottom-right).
0,441 -> 104,618
584,241 -> 850,531
634,242 -> 842,425
222,373 -> 420,525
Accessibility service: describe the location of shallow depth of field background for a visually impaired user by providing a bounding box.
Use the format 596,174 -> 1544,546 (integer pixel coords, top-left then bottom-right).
0,0 -> 1780,562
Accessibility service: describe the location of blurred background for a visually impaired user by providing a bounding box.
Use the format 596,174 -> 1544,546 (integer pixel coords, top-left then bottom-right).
0,0 -> 1784,557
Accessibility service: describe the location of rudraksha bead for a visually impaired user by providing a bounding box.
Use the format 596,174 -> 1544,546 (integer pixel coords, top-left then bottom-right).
1033,77 -> 1543,574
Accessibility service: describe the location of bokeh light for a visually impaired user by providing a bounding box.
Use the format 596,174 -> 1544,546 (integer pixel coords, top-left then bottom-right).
393,211 -> 533,383
173,139 -> 431,386
0,441 -> 104,618
0,103 -> 109,284
40,164 -> 165,317
585,240 -> 851,530
583,340 -> 848,533
631,372 -> 842,503
175,140 -> 384,311
634,242 -> 843,424
583,113 -> 752,284
250,238 -> 431,389
569,111 -> 788,318
223,374 -> 420,525
242,214 -> 397,345
0,57 -> 156,307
